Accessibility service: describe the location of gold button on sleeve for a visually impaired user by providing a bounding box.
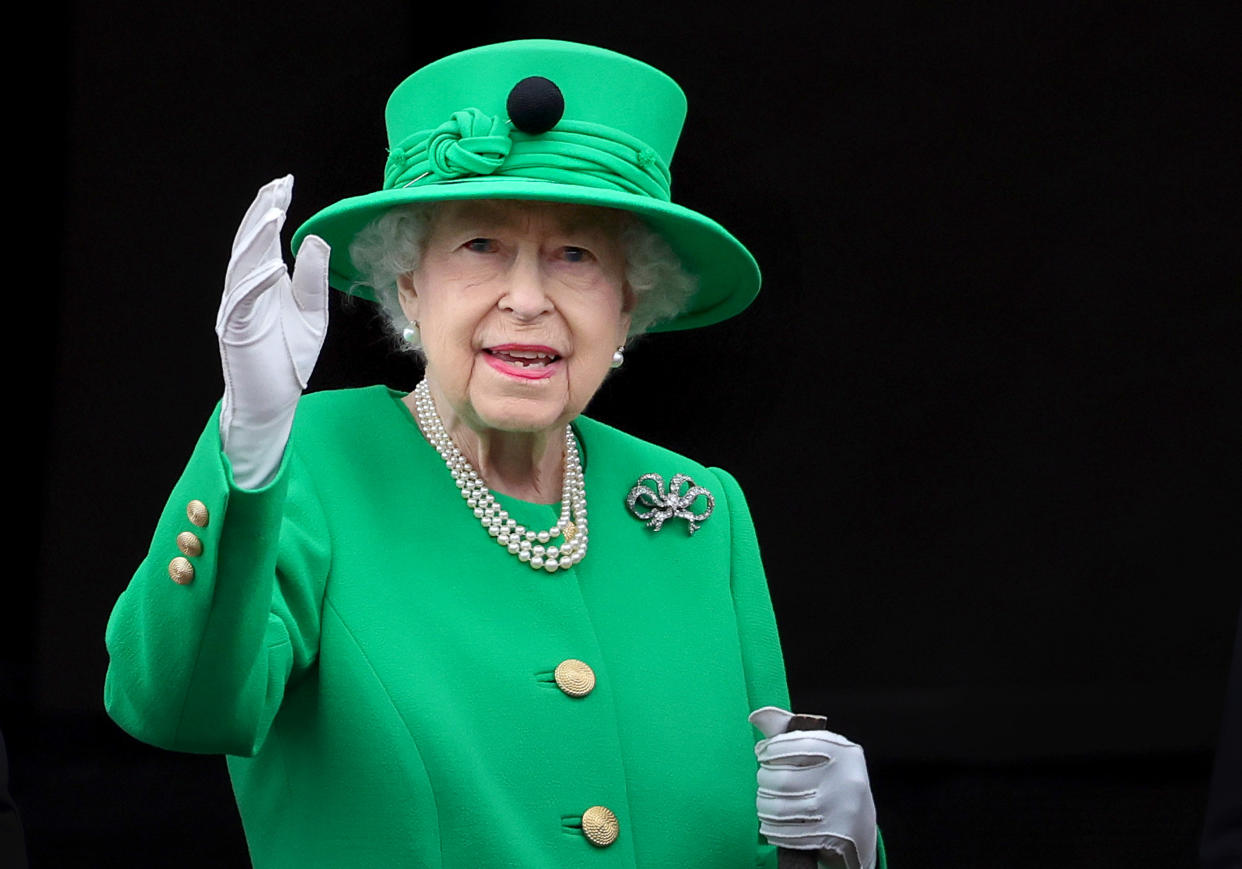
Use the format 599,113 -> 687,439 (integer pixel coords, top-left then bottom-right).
186,500 -> 209,528
176,532 -> 203,557
581,806 -> 619,847
554,659 -> 596,698
168,557 -> 195,585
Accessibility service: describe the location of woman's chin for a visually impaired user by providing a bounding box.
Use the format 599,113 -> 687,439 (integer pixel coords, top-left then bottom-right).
463,360 -> 594,434
469,393 -> 574,436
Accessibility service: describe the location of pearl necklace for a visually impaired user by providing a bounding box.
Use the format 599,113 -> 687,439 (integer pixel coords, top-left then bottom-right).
411,379 -> 588,573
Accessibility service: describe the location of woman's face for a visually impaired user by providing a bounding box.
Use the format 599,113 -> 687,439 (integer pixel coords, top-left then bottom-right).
398,200 -> 633,437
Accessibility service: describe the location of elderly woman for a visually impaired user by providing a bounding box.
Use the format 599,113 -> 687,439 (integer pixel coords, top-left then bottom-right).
104,39 -> 883,869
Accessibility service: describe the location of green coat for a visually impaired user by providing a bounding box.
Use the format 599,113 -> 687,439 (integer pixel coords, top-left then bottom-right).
104,386 -> 792,867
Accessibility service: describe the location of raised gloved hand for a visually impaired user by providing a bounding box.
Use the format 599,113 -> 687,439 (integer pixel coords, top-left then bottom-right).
216,175 -> 330,489
750,706 -> 877,869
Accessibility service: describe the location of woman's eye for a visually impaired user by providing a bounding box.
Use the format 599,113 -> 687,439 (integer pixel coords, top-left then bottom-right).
561,246 -> 592,263
464,238 -> 496,253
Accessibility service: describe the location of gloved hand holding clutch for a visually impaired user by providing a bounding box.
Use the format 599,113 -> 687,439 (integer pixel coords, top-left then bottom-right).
751,706 -> 878,869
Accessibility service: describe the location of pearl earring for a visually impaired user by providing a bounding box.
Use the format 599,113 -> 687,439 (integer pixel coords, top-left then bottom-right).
402,320 -> 421,347
611,346 -> 625,368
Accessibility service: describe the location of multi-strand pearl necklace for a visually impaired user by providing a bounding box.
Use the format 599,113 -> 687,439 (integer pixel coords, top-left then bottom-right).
411,379 -> 588,573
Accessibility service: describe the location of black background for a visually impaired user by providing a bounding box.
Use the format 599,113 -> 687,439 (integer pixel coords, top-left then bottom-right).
8,1 -> 1240,866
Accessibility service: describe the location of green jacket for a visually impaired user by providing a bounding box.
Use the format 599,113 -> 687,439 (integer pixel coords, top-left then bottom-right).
105,386 -> 794,867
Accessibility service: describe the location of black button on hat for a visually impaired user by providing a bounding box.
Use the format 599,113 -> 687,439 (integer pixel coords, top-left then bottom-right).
507,76 -> 565,134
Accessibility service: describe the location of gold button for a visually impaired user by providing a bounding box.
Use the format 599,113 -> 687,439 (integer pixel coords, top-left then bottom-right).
554,659 -> 595,698
186,500 -> 209,528
168,557 -> 195,585
581,806 -> 619,847
177,532 -> 203,557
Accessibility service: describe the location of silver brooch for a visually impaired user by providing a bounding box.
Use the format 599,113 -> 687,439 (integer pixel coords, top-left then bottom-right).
626,473 -> 715,535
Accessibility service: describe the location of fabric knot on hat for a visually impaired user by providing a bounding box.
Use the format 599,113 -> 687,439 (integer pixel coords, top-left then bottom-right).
384,113 -> 673,201
425,108 -> 513,179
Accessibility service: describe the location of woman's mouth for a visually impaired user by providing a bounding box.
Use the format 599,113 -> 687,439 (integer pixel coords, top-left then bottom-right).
484,345 -> 563,380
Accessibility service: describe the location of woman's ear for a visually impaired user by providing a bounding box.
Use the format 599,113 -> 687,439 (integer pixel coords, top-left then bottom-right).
397,273 -> 420,321
617,285 -> 636,343
621,283 -> 637,315
616,308 -> 633,346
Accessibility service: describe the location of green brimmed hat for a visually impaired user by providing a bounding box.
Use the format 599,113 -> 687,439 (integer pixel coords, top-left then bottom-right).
292,39 -> 760,332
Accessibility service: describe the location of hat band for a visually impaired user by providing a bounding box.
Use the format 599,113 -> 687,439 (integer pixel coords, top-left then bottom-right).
384,108 -> 672,202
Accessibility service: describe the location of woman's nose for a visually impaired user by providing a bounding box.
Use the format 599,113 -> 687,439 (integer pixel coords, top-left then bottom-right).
498,251 -> 554,321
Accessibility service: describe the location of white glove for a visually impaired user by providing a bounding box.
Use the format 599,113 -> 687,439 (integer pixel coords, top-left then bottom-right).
750,706 -> 877,869
216,175 -> 330,489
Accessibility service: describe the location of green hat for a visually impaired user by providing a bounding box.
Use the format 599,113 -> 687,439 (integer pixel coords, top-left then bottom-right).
292,39 -> 760,332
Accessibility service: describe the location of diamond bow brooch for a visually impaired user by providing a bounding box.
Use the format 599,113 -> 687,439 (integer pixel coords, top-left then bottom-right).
625,473 -> 715,535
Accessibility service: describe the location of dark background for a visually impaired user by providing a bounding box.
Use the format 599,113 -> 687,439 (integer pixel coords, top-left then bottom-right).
8,1 -> 1239,866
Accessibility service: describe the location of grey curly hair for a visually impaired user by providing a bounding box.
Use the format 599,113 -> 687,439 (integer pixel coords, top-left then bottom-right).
348,203 -> 697,350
